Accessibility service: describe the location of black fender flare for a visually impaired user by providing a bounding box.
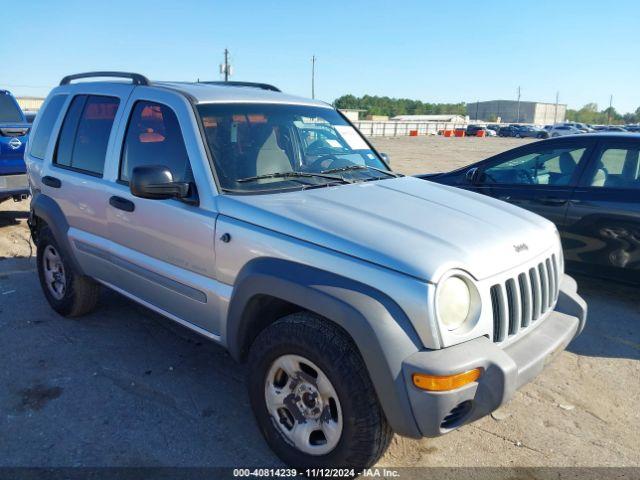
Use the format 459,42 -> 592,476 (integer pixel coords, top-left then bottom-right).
227,257 -> 424,438
30,192 -> 84,274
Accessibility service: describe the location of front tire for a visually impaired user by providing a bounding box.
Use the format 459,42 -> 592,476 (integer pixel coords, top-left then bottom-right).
247,312 -> 393,470
37,225 -> 101,317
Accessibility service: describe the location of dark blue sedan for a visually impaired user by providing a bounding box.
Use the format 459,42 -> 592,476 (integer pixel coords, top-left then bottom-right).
420,133 -> 640,284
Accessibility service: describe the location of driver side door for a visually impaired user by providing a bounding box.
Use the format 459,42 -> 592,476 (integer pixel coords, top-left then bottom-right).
470,139 -> 596,227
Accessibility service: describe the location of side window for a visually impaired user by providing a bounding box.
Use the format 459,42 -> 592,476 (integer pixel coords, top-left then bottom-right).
54,95 -> 119,175
120,101 -> 193,184
482,146 -> 586,186
587,146 -> 640,189
29,94 -> 68,160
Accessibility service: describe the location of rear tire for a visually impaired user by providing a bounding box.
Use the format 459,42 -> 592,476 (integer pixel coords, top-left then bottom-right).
37,225 -> 101,317
247,312 -> 393,470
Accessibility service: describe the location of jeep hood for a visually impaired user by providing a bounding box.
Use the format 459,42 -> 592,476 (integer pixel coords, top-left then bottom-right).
217,177 -> 558,282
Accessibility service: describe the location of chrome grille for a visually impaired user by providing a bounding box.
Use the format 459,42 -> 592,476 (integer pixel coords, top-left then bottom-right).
490,254 -> 560,343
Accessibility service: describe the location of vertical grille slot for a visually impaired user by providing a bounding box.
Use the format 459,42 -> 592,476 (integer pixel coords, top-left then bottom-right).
505,278 -> 520,335
518,272 -> 532,328
490,285 -> 506,343
551,254 -> 560,302
545,258 -> 555,306
529,267 -> 541,321
538,263 -> 549,313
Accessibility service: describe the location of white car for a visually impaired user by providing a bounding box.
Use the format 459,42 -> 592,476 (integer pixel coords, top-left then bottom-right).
549,125 -> 582,137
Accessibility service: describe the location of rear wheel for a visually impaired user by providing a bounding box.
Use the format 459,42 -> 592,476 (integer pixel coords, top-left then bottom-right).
247,312 -> 393,470
37,225 -> 101,316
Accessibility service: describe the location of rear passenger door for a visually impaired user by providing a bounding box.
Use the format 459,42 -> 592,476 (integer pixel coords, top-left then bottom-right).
42,88 -> 131,279
103,90 -> 223,336
564,139 -> 640,281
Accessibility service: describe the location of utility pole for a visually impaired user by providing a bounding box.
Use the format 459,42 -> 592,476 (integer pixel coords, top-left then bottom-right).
554,91 -> 559,124
607,94 -> 613,125
475,100 -> 479,121
516,86 -> 521,123
311,55 -> 316,99
224,49 -> 229,81
220,48 -> 232,82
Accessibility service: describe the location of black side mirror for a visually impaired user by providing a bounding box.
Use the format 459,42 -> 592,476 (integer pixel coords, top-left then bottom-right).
465,167 -> 479,184
380,152 -> 391,165
130,165 -> 190,200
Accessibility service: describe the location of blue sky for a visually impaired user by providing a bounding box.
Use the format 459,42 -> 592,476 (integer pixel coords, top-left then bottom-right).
1,0 -> 638,112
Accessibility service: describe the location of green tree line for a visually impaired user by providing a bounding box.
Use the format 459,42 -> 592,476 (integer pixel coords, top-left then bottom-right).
566,103 -> 640,125
335,95 -> 640,125
334,94 -> 467,118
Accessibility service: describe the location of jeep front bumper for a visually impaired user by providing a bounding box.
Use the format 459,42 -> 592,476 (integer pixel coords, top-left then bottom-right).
401,274 -> 587,437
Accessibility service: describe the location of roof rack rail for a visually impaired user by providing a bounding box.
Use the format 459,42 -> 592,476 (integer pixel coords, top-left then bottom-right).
200,81 -> 281,92
60,71 -> 150,86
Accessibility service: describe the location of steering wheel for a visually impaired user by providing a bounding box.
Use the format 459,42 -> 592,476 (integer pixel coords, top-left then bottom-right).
517,169 -> 535,184
307,154 -> 342,172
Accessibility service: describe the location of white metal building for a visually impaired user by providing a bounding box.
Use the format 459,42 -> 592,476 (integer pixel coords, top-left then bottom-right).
16,96 -> 45,111
391,114 -> 467,123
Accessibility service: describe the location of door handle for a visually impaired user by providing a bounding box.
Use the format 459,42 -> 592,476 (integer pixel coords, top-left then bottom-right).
539,196 -> 567,206
42,176 -> 61,188
109,196 -> 135,212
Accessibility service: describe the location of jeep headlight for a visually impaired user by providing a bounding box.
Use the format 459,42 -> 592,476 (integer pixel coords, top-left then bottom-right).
436,274 -> 479,331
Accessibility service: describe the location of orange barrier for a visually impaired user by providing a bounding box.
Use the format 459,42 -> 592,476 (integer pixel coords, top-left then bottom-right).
442,130 -> 454,137
476,130 -> 486,137
409,130 -> 418,136
454,130 -> 465,137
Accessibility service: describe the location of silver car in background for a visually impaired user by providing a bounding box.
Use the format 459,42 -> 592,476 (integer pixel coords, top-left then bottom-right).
549,124 -> 583,137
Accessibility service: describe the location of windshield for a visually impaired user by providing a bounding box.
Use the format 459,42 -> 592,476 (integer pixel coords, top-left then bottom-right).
0,93 -> 25,123
197,103 -> 390,193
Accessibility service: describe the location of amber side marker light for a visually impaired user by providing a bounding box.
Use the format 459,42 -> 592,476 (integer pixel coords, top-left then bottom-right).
412,368 -> 483,392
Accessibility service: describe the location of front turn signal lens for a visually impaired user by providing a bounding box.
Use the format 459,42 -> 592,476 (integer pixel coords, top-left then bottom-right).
412,368 -> 482,392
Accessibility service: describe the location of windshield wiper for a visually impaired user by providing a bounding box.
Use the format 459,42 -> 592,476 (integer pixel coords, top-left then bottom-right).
321,165 -> 403,178
237,171 -> 353,184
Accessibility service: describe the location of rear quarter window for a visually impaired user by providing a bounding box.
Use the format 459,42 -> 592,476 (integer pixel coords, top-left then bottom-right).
54,95 -> 120,176
29,95 -> 68,160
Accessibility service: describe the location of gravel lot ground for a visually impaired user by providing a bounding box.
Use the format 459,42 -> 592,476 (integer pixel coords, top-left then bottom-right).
0,136 -> 638,472
371,135 -> 535,175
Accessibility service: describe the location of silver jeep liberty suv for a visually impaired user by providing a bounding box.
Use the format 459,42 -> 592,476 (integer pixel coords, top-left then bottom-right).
25,72 -> 587,470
